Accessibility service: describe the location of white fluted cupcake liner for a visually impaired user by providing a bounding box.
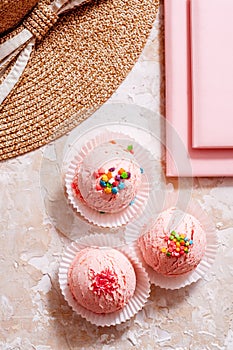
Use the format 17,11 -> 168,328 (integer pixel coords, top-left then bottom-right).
65,131 -> 156,227
125,192 -> 218,289
58,233 -> 151,327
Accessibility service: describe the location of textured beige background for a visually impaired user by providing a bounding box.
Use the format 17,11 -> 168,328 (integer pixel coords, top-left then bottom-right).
1,5 -> 233,350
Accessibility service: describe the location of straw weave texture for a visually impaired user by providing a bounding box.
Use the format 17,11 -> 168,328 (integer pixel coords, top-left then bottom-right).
0,0 -> 159,161
0,0 -> 38,34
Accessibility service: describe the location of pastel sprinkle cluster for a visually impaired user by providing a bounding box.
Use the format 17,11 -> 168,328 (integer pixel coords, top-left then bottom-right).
94,167 -> 131,195
161,231 -> 193,257
89,268 -> 118,296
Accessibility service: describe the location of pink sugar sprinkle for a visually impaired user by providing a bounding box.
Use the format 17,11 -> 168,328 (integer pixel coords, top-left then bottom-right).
89,268 -> 118,296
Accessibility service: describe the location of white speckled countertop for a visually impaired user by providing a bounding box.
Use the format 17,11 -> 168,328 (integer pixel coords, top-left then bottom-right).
1,5 -> 233,350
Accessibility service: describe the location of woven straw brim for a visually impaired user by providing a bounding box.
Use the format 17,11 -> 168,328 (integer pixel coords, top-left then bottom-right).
0,0 -> 38,34
0,0 -> 159,161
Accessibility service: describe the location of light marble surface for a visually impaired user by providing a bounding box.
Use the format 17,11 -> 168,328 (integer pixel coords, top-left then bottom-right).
1,5 -> 233,350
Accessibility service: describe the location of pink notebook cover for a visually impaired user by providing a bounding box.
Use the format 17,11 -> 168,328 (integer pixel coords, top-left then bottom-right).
191,0 -> 233,148
165,0 -> 233,177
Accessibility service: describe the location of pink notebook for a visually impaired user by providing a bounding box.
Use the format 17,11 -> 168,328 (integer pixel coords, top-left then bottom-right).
191,0 -> 233,148
165,0 -> 233,177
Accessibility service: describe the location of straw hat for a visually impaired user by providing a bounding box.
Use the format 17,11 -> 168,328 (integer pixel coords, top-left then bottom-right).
0,0 -> 159,161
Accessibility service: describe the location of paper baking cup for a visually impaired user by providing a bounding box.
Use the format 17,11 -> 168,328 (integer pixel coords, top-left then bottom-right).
58,233 -> 151,327
65,131 -> 156,227
125,192 -> 218,289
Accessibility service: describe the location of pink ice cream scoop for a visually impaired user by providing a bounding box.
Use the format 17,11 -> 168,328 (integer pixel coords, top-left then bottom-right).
68,247 -> 136,314
72,142 -> 142,214
138,207 -> 206,276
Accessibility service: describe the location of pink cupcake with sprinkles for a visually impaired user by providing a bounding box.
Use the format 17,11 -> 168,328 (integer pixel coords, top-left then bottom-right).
65,138 -> 150,227
138,207 -> 207,277
125,192 -> 218,289
73,142 -> 143,214
67,247 -> 136,314
58,233 -> 151,326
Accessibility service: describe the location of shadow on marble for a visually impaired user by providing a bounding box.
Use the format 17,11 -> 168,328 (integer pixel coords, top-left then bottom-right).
46,270 -> 135,349
45,265 -> 202,349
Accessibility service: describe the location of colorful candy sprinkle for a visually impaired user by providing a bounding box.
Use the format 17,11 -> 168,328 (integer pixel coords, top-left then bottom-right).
121,172 -> 128,179
118,182 -> 125,190
111,187 -> 118,194
94,166 -> 131,195
129,198 -> 136,205
100,180 -> 106,187
101,174 -> 108,182
98,168 -> 105,175
161,230 -> 194,258
127,145 -> 134,154
107,172 -> 112,179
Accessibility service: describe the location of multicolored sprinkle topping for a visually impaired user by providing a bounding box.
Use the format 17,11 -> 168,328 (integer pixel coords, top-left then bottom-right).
161,231 -> 193,258
89,268 -> 118,296
94,167 -> 131,195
